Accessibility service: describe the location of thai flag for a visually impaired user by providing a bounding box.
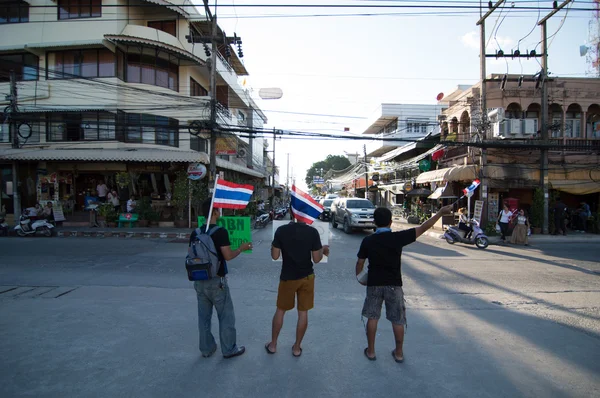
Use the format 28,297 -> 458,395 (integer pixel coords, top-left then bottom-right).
462,179 -> 481,196
213,178 -> 254,209
290,185 -> 323,224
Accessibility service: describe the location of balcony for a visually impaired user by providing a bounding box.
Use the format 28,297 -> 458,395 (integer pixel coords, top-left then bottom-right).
548,137 -> 600,151
443,146 -> 468,159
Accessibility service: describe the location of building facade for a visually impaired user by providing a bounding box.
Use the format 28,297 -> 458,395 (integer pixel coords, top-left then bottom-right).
0,0 -> 269,221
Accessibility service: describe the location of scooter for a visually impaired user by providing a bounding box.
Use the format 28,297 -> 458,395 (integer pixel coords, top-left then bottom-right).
273,207 -> 287,220
254,210 -> 272,229
14,211 -> 54,237
443,219 -> 489,249
0,214 -> 8,236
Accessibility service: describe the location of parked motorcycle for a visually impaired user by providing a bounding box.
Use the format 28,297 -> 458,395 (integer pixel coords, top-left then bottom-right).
0,214 -> 8,236
254,210 -> 272,229
14,211 -> 54,237
443,219 -> 489,249
273,207 -> 287,220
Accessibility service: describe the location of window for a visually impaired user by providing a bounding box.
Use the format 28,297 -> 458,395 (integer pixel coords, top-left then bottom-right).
0,53 -> 38,82
47,49 -> 115,79
47,112 -> 116,141
0,0 -> 29,24
190,77 -> 207,96
118,48 -> 179,91
148,20 -> 176,36
58,0 -> 101,20
191,136 -> 208,152
121,113 -> 179,147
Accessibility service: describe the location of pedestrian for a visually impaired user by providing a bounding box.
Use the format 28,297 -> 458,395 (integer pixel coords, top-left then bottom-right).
497,203 -> 514,242
552,197 -> 567,235
96,180 -> 108,203
577,202 -> 591,231
458,207 -> 472,239
509,209 -> 529,245
108,190 -> 120,213
265,206 -> 330,357
356,205 -> 453,363
43,201 -> 54,223
191,200 -> 252,359
126,195 -> 136,213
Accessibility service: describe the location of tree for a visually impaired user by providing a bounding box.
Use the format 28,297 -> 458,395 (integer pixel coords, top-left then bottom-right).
305,155 -> 351,187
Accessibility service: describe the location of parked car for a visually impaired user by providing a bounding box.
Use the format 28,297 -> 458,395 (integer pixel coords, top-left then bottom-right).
325,194 -> 339,199
330,197 -> 376,233
319,199 -> 334,221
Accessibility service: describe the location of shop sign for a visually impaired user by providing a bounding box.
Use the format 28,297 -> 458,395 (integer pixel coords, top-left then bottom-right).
187,163 -> 207,181
52,201 -> 66,222
473,200 -> 484,224
215,136 -> 238,155
403,182 -> 413,192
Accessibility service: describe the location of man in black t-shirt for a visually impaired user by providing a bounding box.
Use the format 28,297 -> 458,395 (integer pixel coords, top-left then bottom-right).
265,212 -> 330,357
191,200 -> 252,359
356,205 -> 452,363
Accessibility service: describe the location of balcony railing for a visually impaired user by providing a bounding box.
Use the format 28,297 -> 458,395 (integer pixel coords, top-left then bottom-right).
443,146 -> 468,159
548,137 -> 600,150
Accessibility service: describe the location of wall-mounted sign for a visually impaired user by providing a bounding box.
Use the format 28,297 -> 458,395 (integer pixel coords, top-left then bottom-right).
403,182 -> 413,192
187,163 -> 207,180
215,136 -> 238,155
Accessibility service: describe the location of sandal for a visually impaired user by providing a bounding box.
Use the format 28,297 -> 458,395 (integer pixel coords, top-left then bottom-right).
364,347 -> 376,361
292,346 -> 302,357
265,343 -> 276,354
391,350 -> 404,363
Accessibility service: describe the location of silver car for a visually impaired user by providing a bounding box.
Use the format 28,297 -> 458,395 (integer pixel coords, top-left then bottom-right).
331,197 -> 376,234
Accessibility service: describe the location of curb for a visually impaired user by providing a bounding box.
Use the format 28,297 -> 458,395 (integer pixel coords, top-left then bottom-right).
56,231 -> 190,240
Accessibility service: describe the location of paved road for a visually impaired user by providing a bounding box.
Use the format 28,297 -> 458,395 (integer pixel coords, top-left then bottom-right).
1,222 -> 599,398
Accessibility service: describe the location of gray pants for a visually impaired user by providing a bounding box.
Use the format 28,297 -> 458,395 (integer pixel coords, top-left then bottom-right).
362,286 -> 406,326
193,278 -> 239,357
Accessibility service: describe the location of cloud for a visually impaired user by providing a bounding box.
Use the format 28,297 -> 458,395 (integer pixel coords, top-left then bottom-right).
461,31 -> 514,51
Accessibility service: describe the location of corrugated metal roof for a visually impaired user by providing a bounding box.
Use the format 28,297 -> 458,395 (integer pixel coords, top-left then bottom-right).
104,34 -> 204,66
216,158 -> 265,178
0,147 -> 209,163
24,39 -> 105,50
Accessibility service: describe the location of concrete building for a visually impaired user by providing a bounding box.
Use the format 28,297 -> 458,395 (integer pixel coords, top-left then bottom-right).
416,75 -> 600,230
0,0 -> 268,223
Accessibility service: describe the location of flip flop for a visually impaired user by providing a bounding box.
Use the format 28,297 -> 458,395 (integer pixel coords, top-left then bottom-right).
292,346 -> 302,357
364,347 -> 376,361
265,343 -> 276,354
391,350 -> 404,363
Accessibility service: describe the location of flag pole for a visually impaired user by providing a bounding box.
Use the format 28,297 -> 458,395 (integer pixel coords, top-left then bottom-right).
207,174 -> 219,233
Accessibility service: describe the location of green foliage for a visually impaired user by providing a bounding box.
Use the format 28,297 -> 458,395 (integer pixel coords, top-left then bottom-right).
115,172 -> 130,189
97,203 -> 118,223
530,188 -> 544,228
136,197 -> 154,221
485,221 -> 498,236
305,155 -> 351,187
172,170 -> 209,220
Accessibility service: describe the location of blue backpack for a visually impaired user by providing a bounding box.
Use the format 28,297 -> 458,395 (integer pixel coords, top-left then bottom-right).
185,226 -> 221,281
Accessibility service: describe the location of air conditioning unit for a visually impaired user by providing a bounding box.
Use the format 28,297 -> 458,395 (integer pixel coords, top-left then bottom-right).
488,108 -> 505,123
522,119 -> 538,135
237,148 -> 247,158
506,119 -> 521,135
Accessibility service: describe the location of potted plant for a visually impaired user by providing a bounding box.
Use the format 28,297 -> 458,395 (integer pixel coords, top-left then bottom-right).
97,203 -> 118,228
172,170 -> 191,228
136,197 -> 153,227
530,188 -> 544,234
147,209 -> 160,227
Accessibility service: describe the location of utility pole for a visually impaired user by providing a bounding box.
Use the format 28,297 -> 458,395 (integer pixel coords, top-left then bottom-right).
476,0 -> 505,225
538,0 -> 572,234
9,70 -> 20,218
272,128 -> 276,209
286,152 -> 290,201
208,0 -> 218,187
363,144 -> 368,200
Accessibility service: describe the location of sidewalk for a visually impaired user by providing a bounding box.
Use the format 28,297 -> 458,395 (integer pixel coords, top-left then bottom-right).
391,217 -> 600,244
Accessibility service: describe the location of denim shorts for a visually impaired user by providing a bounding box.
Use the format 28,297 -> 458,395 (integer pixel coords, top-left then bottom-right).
362,286 -> 406,325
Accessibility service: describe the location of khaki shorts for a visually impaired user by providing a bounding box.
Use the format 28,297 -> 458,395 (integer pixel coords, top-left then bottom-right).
276,275 -> 315,311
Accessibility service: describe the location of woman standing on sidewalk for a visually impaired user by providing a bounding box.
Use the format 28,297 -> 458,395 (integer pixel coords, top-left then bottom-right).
509,210 -> 529,246
497,203 -> 514,242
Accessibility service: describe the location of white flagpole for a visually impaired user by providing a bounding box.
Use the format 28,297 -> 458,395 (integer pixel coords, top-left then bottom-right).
207,174 -> 219,233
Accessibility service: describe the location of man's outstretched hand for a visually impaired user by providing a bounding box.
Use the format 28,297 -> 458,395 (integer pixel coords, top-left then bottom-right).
438,205 -> 453,215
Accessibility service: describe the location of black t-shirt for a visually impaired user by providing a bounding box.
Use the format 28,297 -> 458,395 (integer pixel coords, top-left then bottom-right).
189,224 -> 231,277
357,228 -> 417,286
272,222 -> 322,281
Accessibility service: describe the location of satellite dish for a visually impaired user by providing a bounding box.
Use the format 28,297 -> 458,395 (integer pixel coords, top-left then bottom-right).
436,92 -> 444,101
259,88 -> 283,100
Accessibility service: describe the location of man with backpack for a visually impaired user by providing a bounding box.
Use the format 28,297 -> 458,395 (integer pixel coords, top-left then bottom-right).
189,200 -> 252,359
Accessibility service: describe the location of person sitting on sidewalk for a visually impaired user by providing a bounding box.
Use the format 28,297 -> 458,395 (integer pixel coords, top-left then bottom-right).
355,205 -> 452,363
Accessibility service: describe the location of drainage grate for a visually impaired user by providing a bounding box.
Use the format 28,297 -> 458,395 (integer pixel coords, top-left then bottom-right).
0,286 -> 79,299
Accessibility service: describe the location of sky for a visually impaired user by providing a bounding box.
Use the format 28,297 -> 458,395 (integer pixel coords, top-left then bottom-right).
213,0 -> 595,191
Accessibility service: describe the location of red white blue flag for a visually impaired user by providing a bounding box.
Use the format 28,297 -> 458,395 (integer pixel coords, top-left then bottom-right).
213,179 -> 254,209
290,185 -> 323,224
462,179 -> 481,196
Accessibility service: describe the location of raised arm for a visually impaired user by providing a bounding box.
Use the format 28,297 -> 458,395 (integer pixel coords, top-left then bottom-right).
415,205 -> 453,239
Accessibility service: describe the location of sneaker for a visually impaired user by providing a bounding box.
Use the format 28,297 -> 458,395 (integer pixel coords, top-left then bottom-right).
224,346 -> 246,359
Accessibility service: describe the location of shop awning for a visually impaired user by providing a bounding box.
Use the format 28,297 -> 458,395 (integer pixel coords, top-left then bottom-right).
216,158 -> 265,178
428,184 -> 458,200
406,188 -> 432,197
104,33 -> 204,66
0,147 -> 209,163
377,142 -> 417,162
140,0 -> 191,17
416,165 -> 479,184
550,180 -> 600,195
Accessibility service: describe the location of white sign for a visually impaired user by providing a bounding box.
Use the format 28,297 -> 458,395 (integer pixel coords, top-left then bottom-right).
272,220 -> 329,263
473,200 -> 484,225
52,201 -> 66,222
187,163 -> 207,180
